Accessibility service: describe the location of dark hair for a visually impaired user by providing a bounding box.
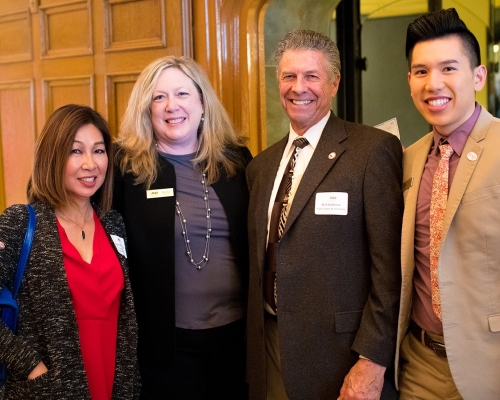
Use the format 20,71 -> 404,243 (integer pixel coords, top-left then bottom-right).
274,29 -> 340,83
406,8 -> 480,69
28,104 -> 113,215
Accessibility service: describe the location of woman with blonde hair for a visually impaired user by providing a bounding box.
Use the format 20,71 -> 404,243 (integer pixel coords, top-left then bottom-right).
0,104 -> 140,399
114,56 -> 251,399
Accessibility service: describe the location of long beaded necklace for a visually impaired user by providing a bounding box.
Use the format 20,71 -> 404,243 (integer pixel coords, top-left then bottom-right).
175,170 -> 211,270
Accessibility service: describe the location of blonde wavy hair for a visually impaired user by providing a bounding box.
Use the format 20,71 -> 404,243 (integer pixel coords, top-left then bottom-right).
115,55 -> 247,188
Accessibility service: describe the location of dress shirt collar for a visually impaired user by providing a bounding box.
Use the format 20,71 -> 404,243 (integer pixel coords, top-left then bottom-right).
432,102 -> 481,157
284,111 -> 330,156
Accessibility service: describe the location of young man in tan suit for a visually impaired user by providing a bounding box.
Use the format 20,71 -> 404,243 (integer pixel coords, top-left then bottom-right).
396,8 -> 500,399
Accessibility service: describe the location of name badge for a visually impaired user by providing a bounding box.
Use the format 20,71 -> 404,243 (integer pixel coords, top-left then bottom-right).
110,235 -> 127,258
146,188 -> 174,199
315,192 -> 348,215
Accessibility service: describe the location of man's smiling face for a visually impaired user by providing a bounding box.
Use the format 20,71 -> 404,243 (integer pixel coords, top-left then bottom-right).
278,49 -> 340,135
408,35 -> 486,137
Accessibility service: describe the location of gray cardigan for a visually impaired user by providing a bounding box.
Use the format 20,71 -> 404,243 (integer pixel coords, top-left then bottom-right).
0,202 -> 140,399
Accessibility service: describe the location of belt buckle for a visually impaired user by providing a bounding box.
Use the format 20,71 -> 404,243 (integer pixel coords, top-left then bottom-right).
430,340 -> 447,359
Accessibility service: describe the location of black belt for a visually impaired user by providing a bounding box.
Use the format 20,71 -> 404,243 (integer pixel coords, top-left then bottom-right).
410,321 -> 447,359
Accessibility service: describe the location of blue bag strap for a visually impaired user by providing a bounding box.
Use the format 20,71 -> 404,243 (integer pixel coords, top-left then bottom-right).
11,204 -> 36,299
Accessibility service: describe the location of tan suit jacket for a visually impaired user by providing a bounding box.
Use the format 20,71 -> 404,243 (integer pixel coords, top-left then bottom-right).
395,107 -> 500,399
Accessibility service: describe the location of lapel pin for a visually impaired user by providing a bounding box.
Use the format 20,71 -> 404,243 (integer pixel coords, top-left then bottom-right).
328,152 -> 336,159
467,151 -> 477,161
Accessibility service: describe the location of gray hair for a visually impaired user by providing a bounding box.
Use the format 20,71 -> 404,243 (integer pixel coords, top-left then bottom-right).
274,29 -> 341,82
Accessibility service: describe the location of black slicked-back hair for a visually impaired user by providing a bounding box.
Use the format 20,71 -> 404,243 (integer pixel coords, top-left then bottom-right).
406,8 -> 480,69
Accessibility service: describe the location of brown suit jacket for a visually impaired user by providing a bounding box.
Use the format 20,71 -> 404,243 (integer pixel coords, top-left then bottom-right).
246,113 -> 403,400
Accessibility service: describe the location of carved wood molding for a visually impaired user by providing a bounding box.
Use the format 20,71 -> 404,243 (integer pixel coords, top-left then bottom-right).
42,75 -> 94,118
103,0 -> 166,52
105,72 -> 139,137
193,0 -> 269,155
0,79 -> 35,210
0,9 -> 33,64
29,0 -> 39,14
39,0 -> 93,59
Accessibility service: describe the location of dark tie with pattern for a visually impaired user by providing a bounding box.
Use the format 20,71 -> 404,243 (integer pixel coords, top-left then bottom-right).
264,137 -> 309,313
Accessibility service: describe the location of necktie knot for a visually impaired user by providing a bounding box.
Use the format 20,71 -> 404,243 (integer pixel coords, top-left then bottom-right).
439,143 -> 454,160
293,137 -> 309,149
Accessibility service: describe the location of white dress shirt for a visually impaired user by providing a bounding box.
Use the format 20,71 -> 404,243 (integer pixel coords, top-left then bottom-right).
263,112 -> 330,315
266,111 -> 330,232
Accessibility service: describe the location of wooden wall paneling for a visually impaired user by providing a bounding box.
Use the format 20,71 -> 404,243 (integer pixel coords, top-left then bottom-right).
241,0 -> 269,154
0,0 -> 195,210
39,0 -> 92,58
42,75 -> 94,117
0,0 -> 30,15
100,0 -> 192,135
0,80 -> 36,208
105,73 -> 139,137
103,0 -> 165,52
193,0 -> 269,155
29,0 -> 39,13
0,9 -> 33,64
102,0 -> 191,54
192,0 -> 223,96
180,0 -> 193,56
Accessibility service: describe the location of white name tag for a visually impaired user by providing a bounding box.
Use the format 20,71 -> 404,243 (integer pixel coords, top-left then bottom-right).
146,188 -> 174,199
110,235 -> 127,258
315,192 -> 348,215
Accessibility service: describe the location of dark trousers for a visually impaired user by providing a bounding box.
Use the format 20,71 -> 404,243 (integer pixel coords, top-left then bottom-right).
140,318 -> 248,400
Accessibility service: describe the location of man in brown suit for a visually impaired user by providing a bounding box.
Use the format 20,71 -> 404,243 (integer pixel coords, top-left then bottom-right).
246,29 -> 403,400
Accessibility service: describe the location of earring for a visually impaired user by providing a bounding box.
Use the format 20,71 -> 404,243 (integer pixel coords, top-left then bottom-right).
201,113 -> 205,122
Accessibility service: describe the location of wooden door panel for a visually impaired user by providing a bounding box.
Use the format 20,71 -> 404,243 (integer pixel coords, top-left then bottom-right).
105,73 -> 139,137
40,0 -> 92,58
0,0 -> 191,209
0,82 -> 35,207
104,0 -> 166,51
0,9 -> 32,64
42,76 -> 94,117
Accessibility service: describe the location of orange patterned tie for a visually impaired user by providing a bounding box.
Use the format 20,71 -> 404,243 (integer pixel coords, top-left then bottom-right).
429,143 -> 454,321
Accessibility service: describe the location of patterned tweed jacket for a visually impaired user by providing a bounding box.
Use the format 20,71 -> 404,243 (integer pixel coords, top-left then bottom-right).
0,202 -> 140,399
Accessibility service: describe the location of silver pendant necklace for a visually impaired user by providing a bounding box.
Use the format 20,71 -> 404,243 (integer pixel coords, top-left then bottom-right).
175,171 -> 211,270
58,206 -> 91,240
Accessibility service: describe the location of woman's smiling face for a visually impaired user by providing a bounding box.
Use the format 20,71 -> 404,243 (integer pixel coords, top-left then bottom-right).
151,67 -> 204,154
